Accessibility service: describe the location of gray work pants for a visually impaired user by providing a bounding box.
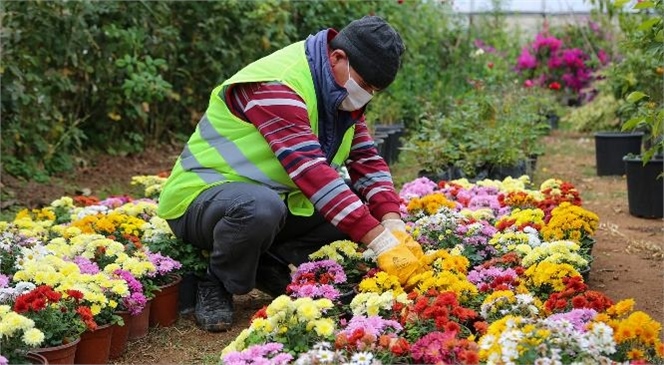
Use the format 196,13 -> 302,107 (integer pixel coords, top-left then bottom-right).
167,182 -> 349,295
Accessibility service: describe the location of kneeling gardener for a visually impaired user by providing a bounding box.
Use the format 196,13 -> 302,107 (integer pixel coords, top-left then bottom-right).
158,16 -> 425,332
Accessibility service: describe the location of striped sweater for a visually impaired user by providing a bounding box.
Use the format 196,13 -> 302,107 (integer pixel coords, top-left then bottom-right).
224,82 -> 400,242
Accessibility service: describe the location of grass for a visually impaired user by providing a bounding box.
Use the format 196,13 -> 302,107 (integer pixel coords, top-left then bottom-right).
199,353 -> 221,365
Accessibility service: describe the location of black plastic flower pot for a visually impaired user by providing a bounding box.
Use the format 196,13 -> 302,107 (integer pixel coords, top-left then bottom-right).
375,124 -> 405,165
488,161 -> 528,180
418,167 -> 464,183
178,272 -> 199,315
373,131 -> 391,164
526,155 -> 539,177
547,113 -> 559,131
624,156 -> 663,219
373,137 -> 385,158
594,132 -> 643,176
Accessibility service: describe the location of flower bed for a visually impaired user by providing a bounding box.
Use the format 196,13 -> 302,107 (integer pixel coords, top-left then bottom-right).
1,174 -> 662,364
221,176 -> 664,365
0,189 -> 182,364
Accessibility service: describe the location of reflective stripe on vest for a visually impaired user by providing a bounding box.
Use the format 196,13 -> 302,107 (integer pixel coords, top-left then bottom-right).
192,114 -> 290,192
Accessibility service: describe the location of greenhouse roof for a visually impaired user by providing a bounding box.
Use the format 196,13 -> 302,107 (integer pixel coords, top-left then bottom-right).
451,0 -> 637,14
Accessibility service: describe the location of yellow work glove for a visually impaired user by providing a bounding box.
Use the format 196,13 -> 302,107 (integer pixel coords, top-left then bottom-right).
381,218 -> 407,233
392,230 -> 425,261
382,219 -> 425,261
368,229 -> 424,286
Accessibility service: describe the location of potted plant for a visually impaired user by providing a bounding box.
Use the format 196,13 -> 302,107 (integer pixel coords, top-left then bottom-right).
141,216 -> 207,315
621,91 -> 663,218
13,286 -> 94,364
615,0 -> 664,218
560,84 -> 644,176
0,304 -> 46,365
145,251 -> 183,327
108,268 -> 148,360
405,88 -> 545,182
402,103 -> 463,182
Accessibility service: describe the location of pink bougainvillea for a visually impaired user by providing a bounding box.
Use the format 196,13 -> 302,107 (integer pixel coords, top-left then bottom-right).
514,25 -> 610,103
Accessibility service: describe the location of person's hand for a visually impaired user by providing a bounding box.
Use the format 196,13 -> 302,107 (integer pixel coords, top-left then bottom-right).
381,220 -> 425,261
381,218 -> 406,233
368,229 -> 424,286
391,230 -> 425,261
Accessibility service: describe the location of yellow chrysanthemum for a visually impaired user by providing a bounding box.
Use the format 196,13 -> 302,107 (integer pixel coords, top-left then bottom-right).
407,193 -> 456,216
308,240 -> 361,262
312,318 -> 335,337
221,328 -> 251,354
541,202 -> 599,242
627,348 -> 645,360
524,262 -> 579,295
296,301 -> 320,321
608,299 -> 636,317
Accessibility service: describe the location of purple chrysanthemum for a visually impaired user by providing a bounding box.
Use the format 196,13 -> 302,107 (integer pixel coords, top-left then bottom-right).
221,343 -> 293,365
72,256 -> 101,274
147,252 -> 182,277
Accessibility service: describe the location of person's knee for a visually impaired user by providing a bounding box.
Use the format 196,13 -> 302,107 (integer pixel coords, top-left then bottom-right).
227,190 -> 286,231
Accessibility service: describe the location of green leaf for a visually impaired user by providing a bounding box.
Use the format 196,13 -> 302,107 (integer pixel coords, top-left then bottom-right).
626,91 -> 648,103
614,0 -> 631,7
621,116 -> 645,131
638,17 -> 661,31
655,29 -> 664,42
634,0 -> 655,9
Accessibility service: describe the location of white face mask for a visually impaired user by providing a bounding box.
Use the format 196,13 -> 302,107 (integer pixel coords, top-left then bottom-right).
339,63 -> 373,111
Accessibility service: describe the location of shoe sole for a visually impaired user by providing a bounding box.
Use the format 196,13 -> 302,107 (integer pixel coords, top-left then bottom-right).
255,286 -> 281,298
196,320 -> 233,332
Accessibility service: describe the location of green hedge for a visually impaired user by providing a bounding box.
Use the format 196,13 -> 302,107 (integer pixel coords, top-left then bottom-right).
1,0 -> 506,179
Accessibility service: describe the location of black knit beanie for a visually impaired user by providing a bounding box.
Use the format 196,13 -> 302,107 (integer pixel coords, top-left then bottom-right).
330,16 -> 405,90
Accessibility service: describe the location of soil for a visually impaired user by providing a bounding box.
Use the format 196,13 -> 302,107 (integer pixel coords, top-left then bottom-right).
1,130 -> 662,364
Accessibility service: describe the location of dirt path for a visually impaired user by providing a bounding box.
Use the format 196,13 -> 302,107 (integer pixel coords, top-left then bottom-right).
536,132 -> 663,326
1,131 -> 662,364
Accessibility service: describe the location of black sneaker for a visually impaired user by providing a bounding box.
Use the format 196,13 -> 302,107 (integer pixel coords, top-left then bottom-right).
255,253 -> 292,298
194,274 -> 234,332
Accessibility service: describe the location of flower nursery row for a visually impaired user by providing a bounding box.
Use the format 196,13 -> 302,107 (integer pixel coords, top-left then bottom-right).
1,174 -> 663,365
220,176 -> 664,365
0,175 -> 185,364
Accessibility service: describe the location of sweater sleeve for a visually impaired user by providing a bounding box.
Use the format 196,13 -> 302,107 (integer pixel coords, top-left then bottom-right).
226,82 -> 381,243
345,117 -> 402,220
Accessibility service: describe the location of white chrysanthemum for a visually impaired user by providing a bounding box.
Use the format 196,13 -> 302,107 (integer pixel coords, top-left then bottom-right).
73,205 -> 109,220
15,245 -> 53,270
587,322 -> 616,354
316,349 -> 336,364
313,341 -> 332,350
0,282 -> 36,304
350,351 -> 374,365
523,226 -> 542,247
479,333 -> 496,350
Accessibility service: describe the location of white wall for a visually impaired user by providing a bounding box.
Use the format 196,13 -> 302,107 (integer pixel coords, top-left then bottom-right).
450,0 -> 637,14
450,0 -> 623,39
465,13 -> 599,37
